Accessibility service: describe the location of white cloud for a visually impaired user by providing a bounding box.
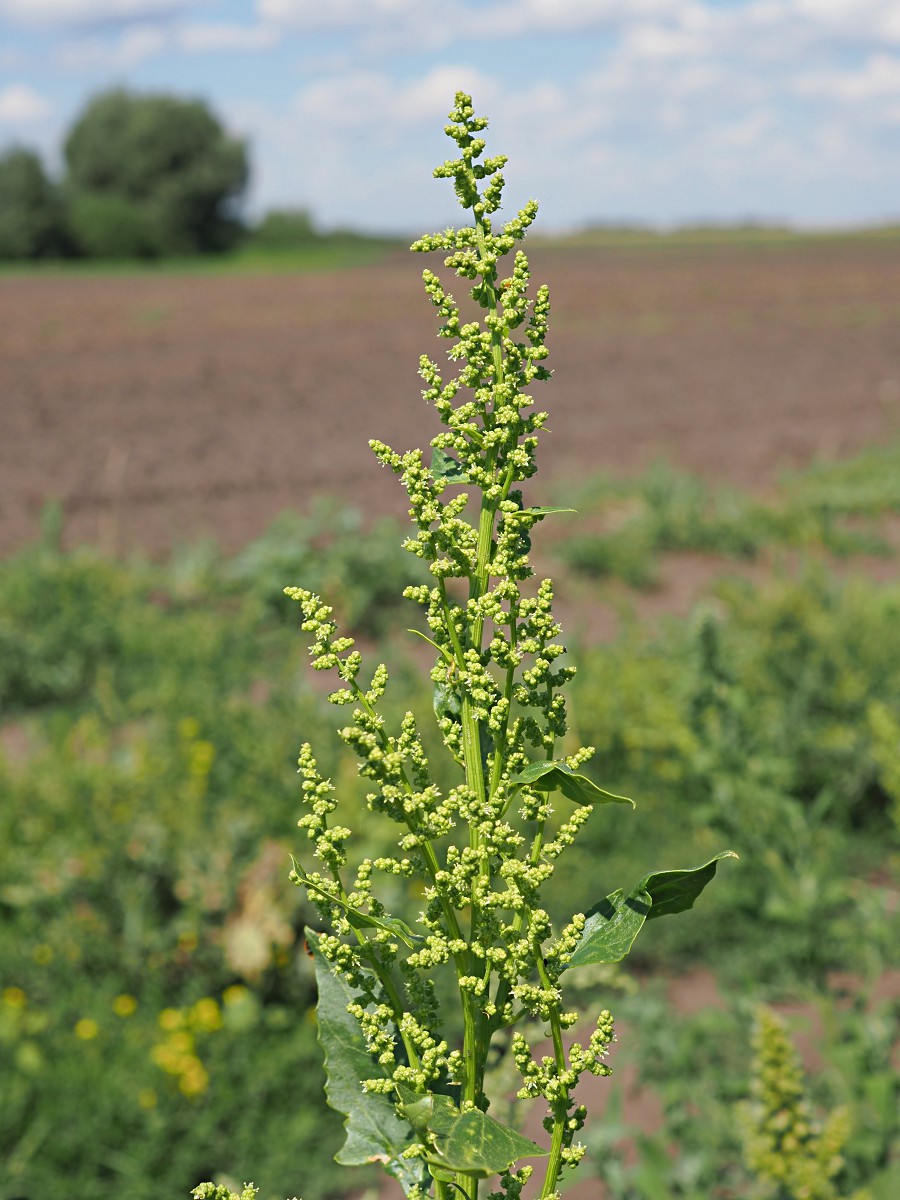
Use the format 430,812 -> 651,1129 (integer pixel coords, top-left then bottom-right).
257,0 -> 419,29
228,31 -> 900,232
467,0 -> 685,38
55,22 -> 167,68
6,0 -> 900,228
0,83 -> 52,123
176,22 -> 279,52
255,0 -> 900,49
54,18 -> 279,70
795,53 -> 900,102
258,0 -> 682,36
294,64 -> 495,130
0,0 -> 190,26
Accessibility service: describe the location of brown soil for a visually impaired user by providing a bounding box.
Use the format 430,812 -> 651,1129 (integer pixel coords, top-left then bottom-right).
2,239 -> 899,559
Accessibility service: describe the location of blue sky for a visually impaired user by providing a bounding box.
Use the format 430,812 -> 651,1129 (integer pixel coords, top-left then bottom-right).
1,0 -> 899,233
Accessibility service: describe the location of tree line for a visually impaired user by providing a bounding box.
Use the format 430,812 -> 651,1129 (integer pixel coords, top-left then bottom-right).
0,88 -> 327,261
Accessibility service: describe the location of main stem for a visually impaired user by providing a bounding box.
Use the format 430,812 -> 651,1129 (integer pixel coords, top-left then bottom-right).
456,165 -> 508,1200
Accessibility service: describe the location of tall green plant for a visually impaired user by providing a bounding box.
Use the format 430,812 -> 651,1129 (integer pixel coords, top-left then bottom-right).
739,1007 -> 870,1200
200,93 -> 735,1200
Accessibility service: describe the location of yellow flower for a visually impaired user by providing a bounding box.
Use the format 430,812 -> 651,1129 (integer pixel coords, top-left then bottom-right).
3,986 -> 26,1008
138,1087 -> 157,1110
158,1007 -> 184,1031
178,1057 -> 210,1097
75,1018 -> 99,1040
178,716 -> 200,739
113,994 -> 138,1017
223,985 -> 249,1007
33,944 -> 54,965
191,997 -> 222,1032
169,1030 -> 194,1054
189,740 -> 215,777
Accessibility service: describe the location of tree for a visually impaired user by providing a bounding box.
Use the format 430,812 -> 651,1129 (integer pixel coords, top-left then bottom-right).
63,89 -> 248,257
0,147 -> 65,259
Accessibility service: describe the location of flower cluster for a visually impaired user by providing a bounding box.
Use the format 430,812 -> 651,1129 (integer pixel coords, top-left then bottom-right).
285,93 -> 621,1200
739,1007 -> 864,1200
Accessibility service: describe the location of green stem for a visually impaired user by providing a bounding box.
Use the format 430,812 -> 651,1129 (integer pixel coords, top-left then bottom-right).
453,160 -> 509,1200
534,949 -> 568,1200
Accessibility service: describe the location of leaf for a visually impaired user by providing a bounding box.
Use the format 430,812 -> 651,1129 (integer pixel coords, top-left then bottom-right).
307,930 -> 424,1195
396,1084 -> 458,1135
642,851 -> 738,920
508,760 -> 633,807
431,448 -> 469,483
433,679 -> 463,723
406,627 -> 453,663
294,863 -> 419,948
432,1111 -> 547,1176
396,1085 -> 547,1178
504,507 -> 576,519
565,852 -> 738,970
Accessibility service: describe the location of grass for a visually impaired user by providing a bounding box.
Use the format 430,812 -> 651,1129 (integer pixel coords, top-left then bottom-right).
543,222 -> 900,253
4,223 -> 900,280
0,236 -> 402,280
554,439 -> 900,590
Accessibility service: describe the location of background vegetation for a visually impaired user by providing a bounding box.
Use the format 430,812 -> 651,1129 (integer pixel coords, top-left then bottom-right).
1,436 -> 898,1200
0,87 -> 398,264
3,86 -> 900,268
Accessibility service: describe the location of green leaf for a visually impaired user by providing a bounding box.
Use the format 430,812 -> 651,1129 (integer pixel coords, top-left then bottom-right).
642,851 -> 738,919
396,1085 -> 547,1178
406,627 -> 453,663
508,760 -> 634,807
396,1084 -> 458,1135
504,506 -> 576,519
433,678 -> 463,723
565,852 -> 737,970
307,930 -> 424,1195
432,1112 -> 547,1177
294,863 -> 419,948
431,448 -> 469,483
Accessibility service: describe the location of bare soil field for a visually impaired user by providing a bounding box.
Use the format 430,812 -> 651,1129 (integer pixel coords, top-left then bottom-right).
2,239 -> 899,557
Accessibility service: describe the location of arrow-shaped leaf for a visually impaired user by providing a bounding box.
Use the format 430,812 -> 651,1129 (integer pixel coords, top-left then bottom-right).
396,1084 -> 458,1136
431,448 -> 470,484
432,1111 -> 547,1177
642,852 -> 738,920
504,507 -> 576,519
396,1085 -> 546,1178
294,862 -> 419,948
307,930 -> 424,1195
565,852 -> 737,970
508,760 -> 633,807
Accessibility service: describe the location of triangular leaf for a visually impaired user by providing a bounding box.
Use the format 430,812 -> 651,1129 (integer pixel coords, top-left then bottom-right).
508,760 -> 633,807
396,1086 -> 546,1178
294,863 -> 419,948
563,886 -> 646,967
307,930 -> 424,1195
431,448 -> 470,483
565,852 -> 737,970
643,852 -> 738,920
432,1110 -> 547,1176
396,1084 -> 458,1136
504,507 -> 576,519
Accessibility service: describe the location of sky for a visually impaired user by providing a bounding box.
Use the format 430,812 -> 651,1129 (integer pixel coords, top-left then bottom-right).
1,0 -> 899,234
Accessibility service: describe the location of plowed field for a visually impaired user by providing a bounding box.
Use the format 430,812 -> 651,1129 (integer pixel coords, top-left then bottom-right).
2,239 -> 899,556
